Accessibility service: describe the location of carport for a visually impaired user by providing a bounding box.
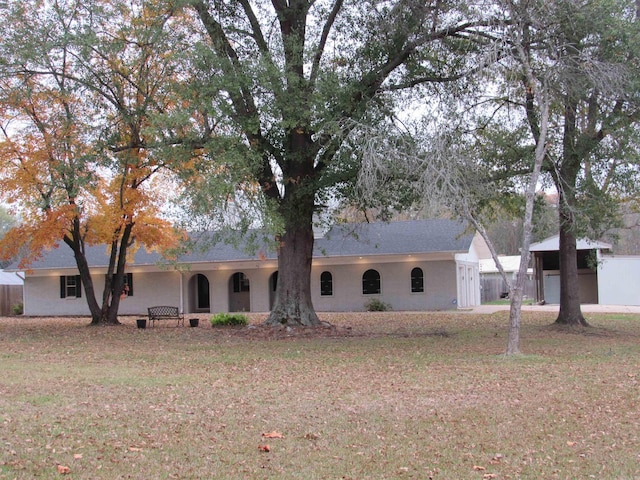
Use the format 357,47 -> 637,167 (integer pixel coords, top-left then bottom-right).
529,236 -> 611,305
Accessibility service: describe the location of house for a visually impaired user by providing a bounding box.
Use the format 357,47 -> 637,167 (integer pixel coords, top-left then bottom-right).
0,269 -> 24,316
529,235 -> 613,304
478,255 -> 534,302
10,219 -> 489,316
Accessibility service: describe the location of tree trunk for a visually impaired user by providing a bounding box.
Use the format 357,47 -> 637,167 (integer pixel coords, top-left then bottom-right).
76,249 -> 106,325
263,123 -> 324,327
555,221 -> 588,326
64,232 -> 108,324
506,286 -> 522,354
65,222 -> 128,326
266,219 -> 322,326
555,95 -> 588,327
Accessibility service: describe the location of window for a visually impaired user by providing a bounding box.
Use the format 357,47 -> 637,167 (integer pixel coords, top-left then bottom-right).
320,271 -> 333,296
411,267 -> 424,293
362,269 -> 381,295
232,272 -> 250,292
60,275 -> 82,298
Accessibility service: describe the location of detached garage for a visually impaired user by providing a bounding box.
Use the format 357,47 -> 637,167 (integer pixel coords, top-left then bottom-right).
598,255 -> 640,306
529,235 -> 640,306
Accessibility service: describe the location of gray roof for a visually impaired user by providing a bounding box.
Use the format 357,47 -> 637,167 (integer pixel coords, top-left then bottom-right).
316,219 -> 473,257
529,235 -> 612,252
11,219 -> 473,271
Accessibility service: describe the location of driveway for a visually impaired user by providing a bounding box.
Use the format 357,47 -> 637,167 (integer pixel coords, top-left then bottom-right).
470,304 -> 640,314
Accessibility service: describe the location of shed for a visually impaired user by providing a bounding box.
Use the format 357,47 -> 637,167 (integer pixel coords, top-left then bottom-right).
529,236 -> 611,304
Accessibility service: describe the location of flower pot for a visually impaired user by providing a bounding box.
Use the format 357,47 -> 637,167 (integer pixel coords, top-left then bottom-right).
136,318 -> 147,329
189,318 -> 199,328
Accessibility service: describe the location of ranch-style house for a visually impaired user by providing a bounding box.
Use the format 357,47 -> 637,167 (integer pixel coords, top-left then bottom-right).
12,219 -> 489,316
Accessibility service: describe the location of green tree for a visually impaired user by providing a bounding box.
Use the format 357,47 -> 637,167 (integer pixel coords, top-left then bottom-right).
350,0 -> 640,351
510,0 -> 640,326
0,205 -> 16,269
184,0 -> 495,326
0,205 -> 15,238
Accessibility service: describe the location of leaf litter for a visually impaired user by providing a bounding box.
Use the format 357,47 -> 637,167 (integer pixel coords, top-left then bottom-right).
1,311 -> 639,479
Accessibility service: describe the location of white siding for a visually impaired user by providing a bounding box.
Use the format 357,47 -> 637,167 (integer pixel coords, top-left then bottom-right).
598,256 -> 640,306
24,271 -> 181,316
22,258 -> 476,315
310,260 -> 458,312
542,270 -> 598,305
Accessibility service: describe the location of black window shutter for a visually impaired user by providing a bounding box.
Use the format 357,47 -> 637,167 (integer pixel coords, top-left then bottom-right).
126,273 -> 133,296
60,276 -> 67,298
75,275 -> 82,298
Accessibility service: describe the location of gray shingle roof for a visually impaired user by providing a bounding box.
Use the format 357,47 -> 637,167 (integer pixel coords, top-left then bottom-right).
12,219 -> 473,271
316,219 -> 472,257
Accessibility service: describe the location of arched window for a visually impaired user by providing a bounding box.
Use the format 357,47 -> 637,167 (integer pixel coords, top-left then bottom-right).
320,271 -> 333,296
411,267 -> 424,293
362,269 -> 381,295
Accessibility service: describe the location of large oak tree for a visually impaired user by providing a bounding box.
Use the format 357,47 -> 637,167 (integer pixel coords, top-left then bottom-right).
184,0 -> 495,326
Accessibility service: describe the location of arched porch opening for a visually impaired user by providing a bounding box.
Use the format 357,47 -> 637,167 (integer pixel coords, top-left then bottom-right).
229,272 -> 250,312
188,273 -> 211,313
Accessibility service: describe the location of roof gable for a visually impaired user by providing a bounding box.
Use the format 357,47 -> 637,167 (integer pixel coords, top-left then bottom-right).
529,235 -> 612,252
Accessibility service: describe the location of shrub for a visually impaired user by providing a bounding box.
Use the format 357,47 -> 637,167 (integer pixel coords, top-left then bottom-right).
210,312 -> 248,327
365,298 -> 391,312
12,302 -> 23,315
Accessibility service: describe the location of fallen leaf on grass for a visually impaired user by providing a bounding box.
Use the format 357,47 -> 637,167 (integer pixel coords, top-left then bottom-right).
262,431 -> 284,439
258,444 -> 271,452
567,441 -> 576,446
473,465 -> 486,471
129,446 -> 144,452
73,454 -> 83,460
483,474 -> 497,479
57,465 -> 71,474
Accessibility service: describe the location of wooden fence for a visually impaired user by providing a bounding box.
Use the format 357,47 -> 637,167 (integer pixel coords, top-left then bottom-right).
0,285 -> 23,316
481,276 -> 535,303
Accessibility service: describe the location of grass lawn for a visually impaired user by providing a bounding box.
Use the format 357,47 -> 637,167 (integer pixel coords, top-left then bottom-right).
1,311 -> 639,479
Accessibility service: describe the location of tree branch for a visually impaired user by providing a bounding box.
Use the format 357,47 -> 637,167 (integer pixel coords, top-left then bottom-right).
309,0 -> 344,88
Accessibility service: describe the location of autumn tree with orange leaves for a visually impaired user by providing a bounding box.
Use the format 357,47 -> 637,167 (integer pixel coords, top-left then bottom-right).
0,0 -> 191,324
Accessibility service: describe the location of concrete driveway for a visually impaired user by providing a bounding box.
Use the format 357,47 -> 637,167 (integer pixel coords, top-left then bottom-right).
470,304 -> 640,314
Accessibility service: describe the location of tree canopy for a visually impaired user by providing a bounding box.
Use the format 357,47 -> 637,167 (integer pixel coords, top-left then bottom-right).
0,0 -> 188,323
178,0 -> 498,325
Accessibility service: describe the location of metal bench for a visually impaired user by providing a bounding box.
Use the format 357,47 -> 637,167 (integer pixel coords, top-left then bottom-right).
147,306 -> 185,327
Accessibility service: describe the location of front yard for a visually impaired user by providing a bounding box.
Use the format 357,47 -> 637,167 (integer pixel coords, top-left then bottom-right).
1,311 -> 638,479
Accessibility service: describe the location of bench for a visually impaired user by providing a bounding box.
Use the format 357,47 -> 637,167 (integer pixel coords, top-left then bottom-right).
147,306 -> 185,327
